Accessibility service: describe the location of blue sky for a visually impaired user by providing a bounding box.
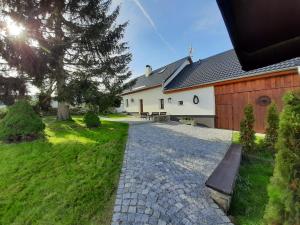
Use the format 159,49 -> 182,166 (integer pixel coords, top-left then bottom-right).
113,0 -> 233,78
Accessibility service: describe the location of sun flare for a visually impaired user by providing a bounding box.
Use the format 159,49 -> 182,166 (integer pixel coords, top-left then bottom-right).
6,18 -> 24,36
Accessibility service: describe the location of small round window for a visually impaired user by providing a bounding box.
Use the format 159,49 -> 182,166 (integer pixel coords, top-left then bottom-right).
256,96 -> 271,106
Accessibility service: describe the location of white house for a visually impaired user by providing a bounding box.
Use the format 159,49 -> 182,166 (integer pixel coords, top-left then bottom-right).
122,50 -> 300,132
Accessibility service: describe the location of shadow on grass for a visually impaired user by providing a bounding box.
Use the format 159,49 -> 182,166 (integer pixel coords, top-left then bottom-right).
43,116 -> 128,145
0,116 -> 129,225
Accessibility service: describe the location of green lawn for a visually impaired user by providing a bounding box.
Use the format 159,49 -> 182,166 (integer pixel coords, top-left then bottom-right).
0,116 -> 128,225
232,131 -> 273,159
229,131 -> 274,225
101,113 -> 129,118
229,158 -> 273,225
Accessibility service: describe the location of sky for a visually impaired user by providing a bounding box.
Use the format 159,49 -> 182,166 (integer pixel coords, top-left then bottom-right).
112,0 -> 233,78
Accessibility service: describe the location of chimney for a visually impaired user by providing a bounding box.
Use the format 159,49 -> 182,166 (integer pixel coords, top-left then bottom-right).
145,65 -> 152,77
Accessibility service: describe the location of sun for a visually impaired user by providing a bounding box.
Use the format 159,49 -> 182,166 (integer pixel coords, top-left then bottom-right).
6,18 -> 24,36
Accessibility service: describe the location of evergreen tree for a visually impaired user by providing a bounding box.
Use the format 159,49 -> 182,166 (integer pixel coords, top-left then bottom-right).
264,90 -> 300,225
265,102 -> 279,152
0,0 -> 131,120
240,104 -> 256,153
0,76 -> 26,106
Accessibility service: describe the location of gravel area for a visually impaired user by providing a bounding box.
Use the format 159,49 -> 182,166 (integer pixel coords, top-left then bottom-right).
112,122 -> 233,225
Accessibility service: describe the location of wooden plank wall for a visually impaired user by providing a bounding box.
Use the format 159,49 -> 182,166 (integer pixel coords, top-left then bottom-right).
215,72 -> 300,133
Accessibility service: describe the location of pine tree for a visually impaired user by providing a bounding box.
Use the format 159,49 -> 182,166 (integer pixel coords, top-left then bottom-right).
0,76 -> 26,105
240,104 -> 256,153
0,0 -> 131,120
264,90 -> 300,225
265,102 -> 279,153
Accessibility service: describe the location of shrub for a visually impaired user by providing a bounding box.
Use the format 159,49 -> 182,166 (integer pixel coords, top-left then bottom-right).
0,107 -> 7,120
240,104 -> 255,153
83,111 -> 101,128
0,100 -> 45,142
264,90 -> 300,225
265,103 -> 279,152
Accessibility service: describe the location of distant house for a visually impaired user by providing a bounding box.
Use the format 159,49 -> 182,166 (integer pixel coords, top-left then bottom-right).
122,50 -> 300,133
0,101 -> 5,109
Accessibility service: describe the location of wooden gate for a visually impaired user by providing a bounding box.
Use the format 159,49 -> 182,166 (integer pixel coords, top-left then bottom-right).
216,105 -> 233,130
215,72 -> 300,133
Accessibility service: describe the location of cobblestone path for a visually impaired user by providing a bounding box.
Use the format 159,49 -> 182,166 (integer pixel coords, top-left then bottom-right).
112,122 -> 233,225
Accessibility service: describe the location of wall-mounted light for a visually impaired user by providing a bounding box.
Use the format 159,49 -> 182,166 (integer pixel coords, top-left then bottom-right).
131,98 -> 134,103
168,97 -> 172,103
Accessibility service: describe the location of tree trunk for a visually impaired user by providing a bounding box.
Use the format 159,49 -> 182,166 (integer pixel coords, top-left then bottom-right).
57,101 -> 70,120
56,76 -> 70,120
54,2 -> 70,121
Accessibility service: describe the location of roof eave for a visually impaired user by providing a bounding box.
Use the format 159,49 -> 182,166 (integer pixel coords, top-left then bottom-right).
121,84 -> 162,96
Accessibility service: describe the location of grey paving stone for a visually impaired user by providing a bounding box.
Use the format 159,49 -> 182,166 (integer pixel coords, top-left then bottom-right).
111,122 -> 232,225
158,219 -> 167,225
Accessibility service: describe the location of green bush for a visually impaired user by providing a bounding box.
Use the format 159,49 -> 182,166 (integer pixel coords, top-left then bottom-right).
0,100 -> 45,142
0,107 -> 7,120
265,103 -> 279,152
83,111 -> 101,128
264,90 -> 300,225
240,104 -> 256,153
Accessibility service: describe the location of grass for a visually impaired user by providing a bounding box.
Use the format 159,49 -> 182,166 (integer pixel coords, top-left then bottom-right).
232,131 -> 265,146
101,113 -> 129,118
230,159 -> 273,225
0,116 -> 128,225
229,131 -> 274,225
232,131 -> 273,160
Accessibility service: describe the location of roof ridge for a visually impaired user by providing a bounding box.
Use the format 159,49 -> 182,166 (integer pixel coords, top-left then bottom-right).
197,49 -> 234,62
132,56 -> 190,80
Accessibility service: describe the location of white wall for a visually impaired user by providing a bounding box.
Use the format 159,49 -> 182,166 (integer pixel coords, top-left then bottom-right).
122,86 -> 215,116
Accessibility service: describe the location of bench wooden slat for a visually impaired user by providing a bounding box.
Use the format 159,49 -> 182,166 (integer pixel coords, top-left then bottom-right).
205,144 -> 242,195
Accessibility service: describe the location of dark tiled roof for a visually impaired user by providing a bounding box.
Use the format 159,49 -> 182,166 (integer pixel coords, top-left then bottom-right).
123,57 -> 190,94
165,50 -> 300,90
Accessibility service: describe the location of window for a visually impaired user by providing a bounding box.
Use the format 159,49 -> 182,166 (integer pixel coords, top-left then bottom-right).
160,99 -> 164,109
256,96 -> 271,106
178,101 -> 183,105
126,99 -> 129,107
158,67 -> 167,73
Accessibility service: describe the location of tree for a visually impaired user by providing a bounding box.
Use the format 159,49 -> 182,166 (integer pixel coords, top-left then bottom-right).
0,0 -> 131,120
265,102 -> 279,152
264,90 -> 300,225
37,92 -> 52,112
0,76 -> 26,106
240,104 -> 256,153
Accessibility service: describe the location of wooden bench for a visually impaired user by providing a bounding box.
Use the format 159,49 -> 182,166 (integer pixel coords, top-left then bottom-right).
205,144 -> 242,212
140,112 -> 149,119
149,112 -> 159,120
